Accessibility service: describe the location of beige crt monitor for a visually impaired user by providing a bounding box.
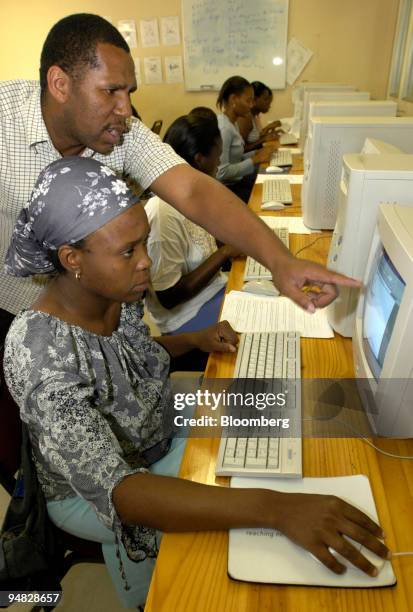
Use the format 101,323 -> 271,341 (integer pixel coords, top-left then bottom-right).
327,149 -> 413,337
304,99 -> 396,153
291,83 -> 355,134
353,204 -> 413,437
303,100 -> 397,168
299,90 -> 371,148
302,116 -> 413,230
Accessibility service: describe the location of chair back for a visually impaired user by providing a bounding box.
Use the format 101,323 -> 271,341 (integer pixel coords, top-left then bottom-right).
151,120 -> 163,135
0,348 -> 22,495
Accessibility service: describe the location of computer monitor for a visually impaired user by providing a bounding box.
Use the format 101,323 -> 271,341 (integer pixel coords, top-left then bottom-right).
302,117 -> 413,230
291,83 -> 355,134
299,90 -> 371,148
303,100 -> 397,167
304,99 -> 396,155
327,150 -> 413,337
353,204 -> 413,437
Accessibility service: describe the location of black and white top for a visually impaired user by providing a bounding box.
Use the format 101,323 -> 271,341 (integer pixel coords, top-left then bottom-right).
3,301 -> 173,562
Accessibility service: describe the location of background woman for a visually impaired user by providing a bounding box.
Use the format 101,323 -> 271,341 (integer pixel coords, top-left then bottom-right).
238,81 -> 282,151
216,76 -> 278,202
145,114 -> 239,349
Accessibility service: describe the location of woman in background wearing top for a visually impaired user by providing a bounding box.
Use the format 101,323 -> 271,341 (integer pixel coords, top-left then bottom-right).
238,81 -> 282,151
216,76 -> 278,202
144,114 -> 239,369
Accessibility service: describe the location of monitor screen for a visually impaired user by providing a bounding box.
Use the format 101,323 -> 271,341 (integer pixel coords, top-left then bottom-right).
363,247 -> 405,379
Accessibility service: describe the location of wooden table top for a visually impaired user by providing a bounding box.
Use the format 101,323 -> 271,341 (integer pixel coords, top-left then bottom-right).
145,157 -> 413,612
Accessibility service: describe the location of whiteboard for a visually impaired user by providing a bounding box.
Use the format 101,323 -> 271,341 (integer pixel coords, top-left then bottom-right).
182,0 -> 289,91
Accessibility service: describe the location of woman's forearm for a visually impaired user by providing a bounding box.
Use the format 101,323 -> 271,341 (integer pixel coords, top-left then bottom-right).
113,472 -> 277,532
156,246 -> 232,309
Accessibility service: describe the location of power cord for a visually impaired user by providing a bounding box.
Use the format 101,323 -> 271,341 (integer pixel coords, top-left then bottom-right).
302,416 -> 413,460
294,235 -> 331,258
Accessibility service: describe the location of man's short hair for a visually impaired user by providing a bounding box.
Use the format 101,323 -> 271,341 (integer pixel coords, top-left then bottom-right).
40,13 -> 130,95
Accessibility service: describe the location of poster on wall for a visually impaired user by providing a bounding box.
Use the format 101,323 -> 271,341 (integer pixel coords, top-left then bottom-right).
144,56 -> 163,84
133,57 -> 142,85
117,20 -> 138,48
165,56 -> 184,83
287,38 -> 313,85
140,18 -> 160,48
160,16 -> 181,46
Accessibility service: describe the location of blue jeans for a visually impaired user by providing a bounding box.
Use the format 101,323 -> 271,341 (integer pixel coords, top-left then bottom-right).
170,286 -> 226,334
47,437 -> 187,608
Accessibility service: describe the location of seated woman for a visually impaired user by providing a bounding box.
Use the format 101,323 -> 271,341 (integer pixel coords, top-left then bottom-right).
238,81 -> 282,152
216,76 -> 278,202
4,157 -> 389,608
145,114 -> 238,345
189,106 -> 219,125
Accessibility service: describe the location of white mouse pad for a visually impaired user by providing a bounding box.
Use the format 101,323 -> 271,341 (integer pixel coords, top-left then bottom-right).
229,475 -> 396,587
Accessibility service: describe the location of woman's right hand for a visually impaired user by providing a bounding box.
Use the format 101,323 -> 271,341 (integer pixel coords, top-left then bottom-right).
261,120 -> 282,135
274,492 -> 390,575
252,144 -> 279,164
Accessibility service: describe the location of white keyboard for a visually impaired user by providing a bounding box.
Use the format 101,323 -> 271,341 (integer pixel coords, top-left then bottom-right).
279,133 -> 298,146
262,179 -> 293,204
215,332 -> 302,478
244,227 -> 289,281
270,150 -> 293,167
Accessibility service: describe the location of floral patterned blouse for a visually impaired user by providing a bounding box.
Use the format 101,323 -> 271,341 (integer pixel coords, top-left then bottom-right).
3,301 -> 173,562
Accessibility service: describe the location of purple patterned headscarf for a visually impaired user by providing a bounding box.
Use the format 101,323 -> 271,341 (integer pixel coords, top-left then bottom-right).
5,156 -> 140,277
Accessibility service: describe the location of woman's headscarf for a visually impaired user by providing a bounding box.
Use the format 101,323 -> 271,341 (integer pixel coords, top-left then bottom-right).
5,156 -> 140,277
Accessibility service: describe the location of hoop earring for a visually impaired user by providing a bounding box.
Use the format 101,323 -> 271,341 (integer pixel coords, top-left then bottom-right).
75,271 -> 81,281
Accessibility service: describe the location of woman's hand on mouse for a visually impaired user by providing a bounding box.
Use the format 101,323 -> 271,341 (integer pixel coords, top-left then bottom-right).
273,492 -> 390,575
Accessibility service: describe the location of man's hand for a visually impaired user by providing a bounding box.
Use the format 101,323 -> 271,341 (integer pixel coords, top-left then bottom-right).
271,256 -> 362,313
191,320 -> 238,353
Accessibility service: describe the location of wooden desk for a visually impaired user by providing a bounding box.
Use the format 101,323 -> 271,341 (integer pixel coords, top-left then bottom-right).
146,161 -> 413,612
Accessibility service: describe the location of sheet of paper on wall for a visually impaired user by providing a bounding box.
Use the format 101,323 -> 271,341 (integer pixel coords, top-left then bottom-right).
140,18 -> 160,48
287,38 -> 313,85
132,57 -> 142,86
258,215 -> 320,235
144,56 -> 163,84
165,56 -> 184,84
220,291 -> 334,338
161,16 -> 181,46
117,20 -> 138,49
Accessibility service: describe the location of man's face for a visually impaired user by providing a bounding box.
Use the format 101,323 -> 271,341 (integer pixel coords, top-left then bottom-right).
62,43 -> 137,154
